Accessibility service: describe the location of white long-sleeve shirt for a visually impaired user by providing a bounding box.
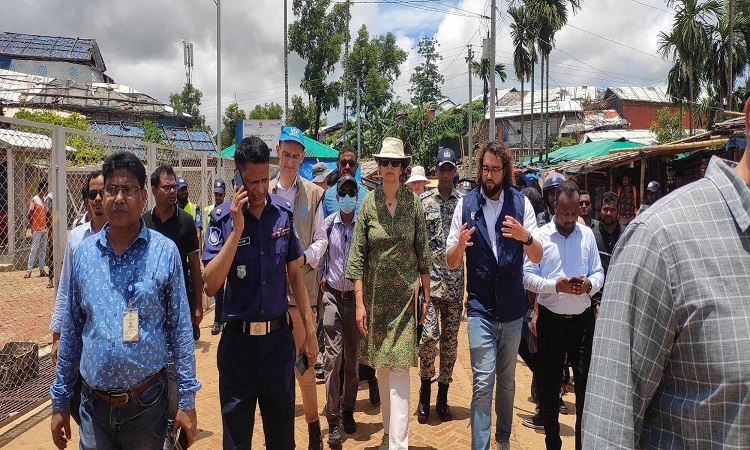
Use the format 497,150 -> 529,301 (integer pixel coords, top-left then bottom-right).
274,176 -> 327,269
523,221 -> 604,315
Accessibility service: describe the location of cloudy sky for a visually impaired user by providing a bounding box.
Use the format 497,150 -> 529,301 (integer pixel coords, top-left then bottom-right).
2,0 -> 677,135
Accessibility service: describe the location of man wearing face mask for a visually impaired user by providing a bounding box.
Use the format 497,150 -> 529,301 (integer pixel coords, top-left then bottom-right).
319,174 -> 360,446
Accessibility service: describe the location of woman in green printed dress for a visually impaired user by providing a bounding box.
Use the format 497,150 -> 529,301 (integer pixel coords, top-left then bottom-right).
346,137 -> 431,450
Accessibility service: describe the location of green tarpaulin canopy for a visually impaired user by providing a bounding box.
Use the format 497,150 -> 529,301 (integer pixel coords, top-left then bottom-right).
522,138 -> 647,167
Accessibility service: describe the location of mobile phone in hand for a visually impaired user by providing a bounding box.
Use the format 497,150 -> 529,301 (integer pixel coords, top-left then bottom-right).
232,171 -> 249,212
295,353 -> 308,376
174,427 -> 189,450
569,276 -> 584,285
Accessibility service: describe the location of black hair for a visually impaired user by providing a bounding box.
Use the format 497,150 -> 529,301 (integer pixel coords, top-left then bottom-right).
579,189 -> 590,197
38,180 -> 47,192
82,169 -> 103,201
235,136 -> 270,166
602,191 -> 619,205
102,151 -> 147,188
555,180 -> 580,201
150,165 -> 176,188
521,186 -> 544,215
339,145 -> 357,161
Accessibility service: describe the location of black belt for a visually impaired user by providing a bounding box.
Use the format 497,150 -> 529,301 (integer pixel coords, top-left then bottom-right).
82,368 -> 165,407
224,313 -> 290,335
325,284 -> 354,300
540,305 -> 589,321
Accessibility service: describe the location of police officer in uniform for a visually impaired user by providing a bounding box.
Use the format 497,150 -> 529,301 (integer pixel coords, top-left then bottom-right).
203,136 -> 318,449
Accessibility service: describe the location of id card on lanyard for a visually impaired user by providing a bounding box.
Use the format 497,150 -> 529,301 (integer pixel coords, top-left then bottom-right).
123,282 -> 139,342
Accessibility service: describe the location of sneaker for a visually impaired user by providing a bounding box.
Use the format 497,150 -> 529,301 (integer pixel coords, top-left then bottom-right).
211,322 -> 222,335
315,366 -> 325,380
559,398 -> 568,415
368,379 -> 381,406
193,324 -> 200,341
521,411 -> 545,430
327,424 -> 342,447
378,433 -> 389,450
342,410 -> 357,434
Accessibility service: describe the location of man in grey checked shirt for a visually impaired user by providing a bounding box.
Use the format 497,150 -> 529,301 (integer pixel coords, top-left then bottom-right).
582,82 -> 750,449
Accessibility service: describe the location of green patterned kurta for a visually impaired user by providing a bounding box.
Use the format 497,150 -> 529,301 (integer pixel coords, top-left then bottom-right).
345,186 -> 431,369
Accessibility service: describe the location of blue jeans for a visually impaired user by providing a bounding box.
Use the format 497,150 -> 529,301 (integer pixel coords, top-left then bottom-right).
78,373 -> 168,450
468,316 -> 523,450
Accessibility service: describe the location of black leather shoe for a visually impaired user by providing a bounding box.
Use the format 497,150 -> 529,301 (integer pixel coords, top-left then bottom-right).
211,322 -> 222,335
192,324 -> 200,341
417,378 -> 431,423
342,410 -> 357,434
368,379 -> 380,406
327,424 -> 342,447
522,411 -> 545,429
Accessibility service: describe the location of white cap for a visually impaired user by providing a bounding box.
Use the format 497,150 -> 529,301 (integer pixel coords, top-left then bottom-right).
405,166 -> 428,185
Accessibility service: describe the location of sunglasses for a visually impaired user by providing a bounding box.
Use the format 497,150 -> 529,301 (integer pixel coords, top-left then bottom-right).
86,189 -> 105,200
339,159 -> 357,168
338,190 -> 357,198
378,158 -> 403,168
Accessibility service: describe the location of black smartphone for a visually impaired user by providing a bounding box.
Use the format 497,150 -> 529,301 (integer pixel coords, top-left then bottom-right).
232,171 -> 249,211
174,427 -> 189,450
295,353 -> 308,376
569,276 -> 584,285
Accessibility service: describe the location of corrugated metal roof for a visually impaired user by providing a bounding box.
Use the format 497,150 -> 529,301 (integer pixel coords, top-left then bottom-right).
583,129 -> 657,145
498,86 -> 602,106
560,109 -> 628,134
0,32 -> 106,72
488,99 -> 583,119
88,122 -> 216,152
0,128 -> 76,151
607,86 -> 670,103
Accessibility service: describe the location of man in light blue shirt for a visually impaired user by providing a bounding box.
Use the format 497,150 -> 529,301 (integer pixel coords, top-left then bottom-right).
523,180 -> 604,450
322,146 -> 369,217
50,152 -> 200,450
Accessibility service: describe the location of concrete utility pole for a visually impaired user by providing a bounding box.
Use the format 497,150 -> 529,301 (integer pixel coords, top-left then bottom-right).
467,44 -> 474,174
727,0 -> 734,111
216,0 -> 222,157
342,0 -> 350,131
284,0 -> 289,121
488,0 -> 497,142
356,76 -> 361,160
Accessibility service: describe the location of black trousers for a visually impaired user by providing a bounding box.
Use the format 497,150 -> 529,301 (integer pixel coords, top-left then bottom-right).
218,324 -> 296,449
536,306 -> 594,450
214,284 -> 225,323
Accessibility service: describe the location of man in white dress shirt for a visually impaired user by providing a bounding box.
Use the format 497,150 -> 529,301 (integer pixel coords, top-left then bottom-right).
523,180 -> 604,450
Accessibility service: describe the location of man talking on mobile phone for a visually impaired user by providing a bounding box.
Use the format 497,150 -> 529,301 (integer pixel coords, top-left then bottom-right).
523,181 -> 604,450
203,136 -> 318,449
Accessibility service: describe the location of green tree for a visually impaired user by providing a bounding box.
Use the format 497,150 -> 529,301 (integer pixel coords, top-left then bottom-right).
13,109 -> 107,166
247,102 -> 283,120
168,83 -> 207,128
139,120 -> 164,144
289,0 -> 348,139
409,37 -> 444,106
220,102 -> 247,146
288,95 -> 312,132
705,13 -> 748,112
509,4 -> 534,153
549,135 -> 576,151
650,107 -> 688,144
470,58 -> 507,113
658,0 -> 722,134
345,25 -> 408,119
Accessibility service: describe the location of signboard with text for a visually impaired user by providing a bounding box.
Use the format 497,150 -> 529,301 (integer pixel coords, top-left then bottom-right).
236,119 -> 282,156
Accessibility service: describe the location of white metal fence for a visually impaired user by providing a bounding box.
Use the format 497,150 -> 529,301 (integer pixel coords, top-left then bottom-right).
0,115 -> 232,425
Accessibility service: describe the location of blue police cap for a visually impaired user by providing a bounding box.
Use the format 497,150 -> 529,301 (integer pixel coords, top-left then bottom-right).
213,178 -> 226,193
176,177 -> 188,189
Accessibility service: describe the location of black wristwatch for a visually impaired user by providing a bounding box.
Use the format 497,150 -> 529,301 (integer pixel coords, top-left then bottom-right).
522,232 -> 534,246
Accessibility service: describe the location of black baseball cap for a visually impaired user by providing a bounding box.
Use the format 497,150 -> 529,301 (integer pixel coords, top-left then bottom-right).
437,147 -> 457,167
337,174 -> 358,192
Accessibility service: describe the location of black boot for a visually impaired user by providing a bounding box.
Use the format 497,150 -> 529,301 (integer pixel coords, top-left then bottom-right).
417,378 -> 431,423
368,378 -> 380,406
308,420 -> 323,450
436,382 -> 452,422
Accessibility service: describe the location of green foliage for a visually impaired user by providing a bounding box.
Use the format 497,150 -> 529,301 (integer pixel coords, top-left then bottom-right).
345,25 -> 408,119
409,37 -> 444,106
650,107 -> 687,144
288,95 -> 312,132
139,120 -> 163,144
549,135 -> 576,152
169,83 -> 207,128
247,102 -> 282,120
470,58 -> 507,111
220,102 -> 247,146
289,0 -> 349,139
13,109 -> 107,166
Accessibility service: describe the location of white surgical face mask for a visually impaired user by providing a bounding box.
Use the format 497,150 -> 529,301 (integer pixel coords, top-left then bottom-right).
339,195 -> 356,214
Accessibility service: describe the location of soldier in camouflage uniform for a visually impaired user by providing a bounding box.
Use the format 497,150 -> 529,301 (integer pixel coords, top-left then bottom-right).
417,148 -> 465,423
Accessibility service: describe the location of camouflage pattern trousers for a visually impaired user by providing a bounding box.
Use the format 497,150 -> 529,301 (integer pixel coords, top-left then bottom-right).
418,295 -> 463,384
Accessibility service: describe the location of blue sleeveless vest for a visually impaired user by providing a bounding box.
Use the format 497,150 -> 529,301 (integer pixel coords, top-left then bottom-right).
462,186 -> 527,322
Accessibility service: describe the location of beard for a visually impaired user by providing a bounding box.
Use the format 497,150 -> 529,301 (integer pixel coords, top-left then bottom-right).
482,181 -> 503,198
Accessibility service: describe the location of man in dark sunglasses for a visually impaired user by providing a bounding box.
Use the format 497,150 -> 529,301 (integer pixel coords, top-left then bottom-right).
578,190 -> 597,229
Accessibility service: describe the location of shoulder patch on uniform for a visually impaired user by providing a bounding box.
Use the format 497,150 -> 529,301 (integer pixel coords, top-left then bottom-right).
208,226 -> 222,246
211,200 -> 232,222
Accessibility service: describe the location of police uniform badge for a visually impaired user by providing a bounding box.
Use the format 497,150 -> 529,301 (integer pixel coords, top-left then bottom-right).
208,226 -> 221,246
237,265 -> 246,279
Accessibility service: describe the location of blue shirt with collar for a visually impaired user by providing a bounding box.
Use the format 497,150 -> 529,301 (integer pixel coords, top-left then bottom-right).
50,219 -> 200,412
50,221 -> 95,334
202,194 -> 304,322
322,181 -> 369,217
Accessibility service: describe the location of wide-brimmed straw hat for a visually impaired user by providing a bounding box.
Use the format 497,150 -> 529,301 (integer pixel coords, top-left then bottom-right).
373,137 -> 411,164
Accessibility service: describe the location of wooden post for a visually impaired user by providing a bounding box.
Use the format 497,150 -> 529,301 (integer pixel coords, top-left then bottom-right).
609,167 -> 613,192
639,158 -> 646,204
584,173 -> 589,191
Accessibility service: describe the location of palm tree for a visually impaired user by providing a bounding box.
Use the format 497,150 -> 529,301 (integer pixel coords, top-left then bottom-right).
706,13 -> 748,111
509,4 -> 534,155
658,0 -> 722,135
471,58 -> 508,119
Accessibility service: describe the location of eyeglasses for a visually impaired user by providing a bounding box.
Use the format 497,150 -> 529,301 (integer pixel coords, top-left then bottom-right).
339,159 -> 357,168
580,200 -> 591,206
481,165 -> 504,176
104,185 -> 140,198
86,189 -> 104,200
378,158 -> 402,168
158,184 -> 178,192
281,151 -> 303,161
338,190 -> 357,198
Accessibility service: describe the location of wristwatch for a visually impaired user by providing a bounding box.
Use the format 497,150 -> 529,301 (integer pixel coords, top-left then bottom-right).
586,282 -> 593,294
522,232 -> 534,246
